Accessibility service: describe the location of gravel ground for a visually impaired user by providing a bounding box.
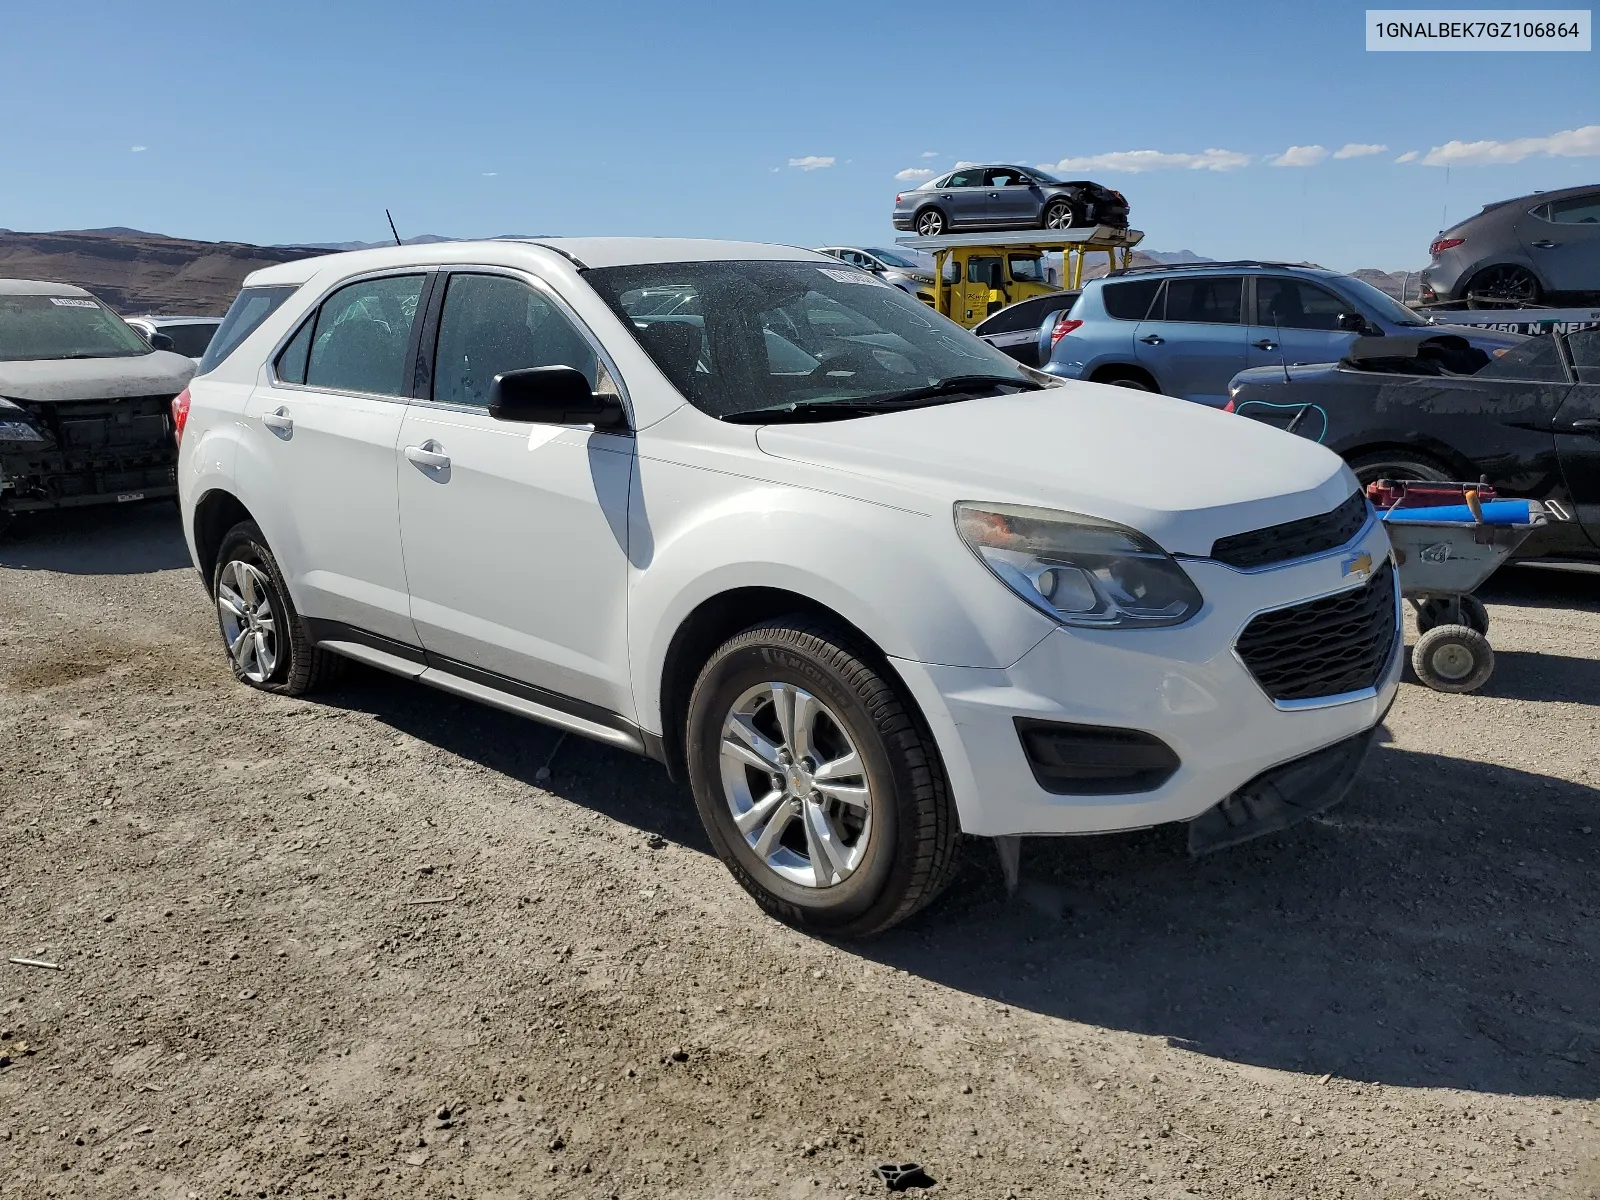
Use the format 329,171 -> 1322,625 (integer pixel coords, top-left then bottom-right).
1,503 -> 1596,1200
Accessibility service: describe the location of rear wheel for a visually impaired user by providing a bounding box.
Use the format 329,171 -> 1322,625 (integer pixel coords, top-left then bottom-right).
1043,200 -> 1078,230
1465,264 -> 1541,309
685,619 -> 960,937
1348,450 -> 1451,489
212,521 -> 344,696
914,208 -> 947,237
1411,624 -> 1494,693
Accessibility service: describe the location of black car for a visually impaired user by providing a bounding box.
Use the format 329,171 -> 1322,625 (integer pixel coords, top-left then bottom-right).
892,165 -> 1129,238
972,291 -> 1079,366
1226,327 -> 1600,561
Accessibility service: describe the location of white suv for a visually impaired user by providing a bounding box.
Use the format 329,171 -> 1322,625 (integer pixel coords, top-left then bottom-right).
176,239 -> 1401,936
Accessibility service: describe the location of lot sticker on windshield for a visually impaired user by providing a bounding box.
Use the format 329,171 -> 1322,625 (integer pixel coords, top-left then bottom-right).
49,297 -> 98,308
817,268 -> 890,287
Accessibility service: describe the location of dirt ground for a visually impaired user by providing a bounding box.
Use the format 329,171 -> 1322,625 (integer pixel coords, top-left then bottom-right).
1,503 -> 1596,1200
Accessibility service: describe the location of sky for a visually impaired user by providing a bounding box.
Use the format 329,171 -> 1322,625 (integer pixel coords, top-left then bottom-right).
1,0 -> 1596,271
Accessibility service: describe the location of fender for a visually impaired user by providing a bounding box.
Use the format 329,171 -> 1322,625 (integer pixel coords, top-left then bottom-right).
626,465 -> 1054,735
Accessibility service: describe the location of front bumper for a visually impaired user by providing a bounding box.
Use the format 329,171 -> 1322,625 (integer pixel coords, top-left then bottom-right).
890,516 -> 1401,838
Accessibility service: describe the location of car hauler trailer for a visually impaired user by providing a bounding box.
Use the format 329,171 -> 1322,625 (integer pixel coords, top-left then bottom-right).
896,226 -> 1144,329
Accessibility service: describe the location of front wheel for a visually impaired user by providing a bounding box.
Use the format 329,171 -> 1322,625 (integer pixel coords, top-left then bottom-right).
1042,200 -> 1078,230
212,521 -> 345,695
914,208 -> 947,237
685,619 -> 960,937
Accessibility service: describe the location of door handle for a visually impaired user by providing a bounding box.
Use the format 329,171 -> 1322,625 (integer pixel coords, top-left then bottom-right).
1253,339 -> 1279,351
1530,240 -> 1558,249
404,442 -> 451,471
1139,334 -> 1164,345
261,407 -> 293,437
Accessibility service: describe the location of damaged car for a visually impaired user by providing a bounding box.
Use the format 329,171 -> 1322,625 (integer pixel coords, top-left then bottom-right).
0,279 -> 195,536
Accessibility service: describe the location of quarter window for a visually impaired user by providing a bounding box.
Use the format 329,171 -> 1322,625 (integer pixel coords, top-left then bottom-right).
432,273 -> 598,408
1255,278 -> 1353,331
275,317 -> 313,384
1475,334 -> 1569,383
304,274 -> 425,397
1156,277 -> 1243,325
1100,279 -> 1162,321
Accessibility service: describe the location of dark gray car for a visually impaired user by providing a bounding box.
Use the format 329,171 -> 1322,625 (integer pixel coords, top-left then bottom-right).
1421,183 -> 1600,306
892,165 -> 1128,237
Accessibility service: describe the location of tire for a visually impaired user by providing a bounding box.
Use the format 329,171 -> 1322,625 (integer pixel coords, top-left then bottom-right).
685,618 -> 960,937
1107,378 -> 1152,391
0,507 -> 12,542
1415,595 -> 1489,636
1465,265 -> 1541,309
1042,200 -> 1078,231
212,520 -> 345,696
914,208 -> 947,237
1411,624 -> 1495,693
1347,450 -> 1451,489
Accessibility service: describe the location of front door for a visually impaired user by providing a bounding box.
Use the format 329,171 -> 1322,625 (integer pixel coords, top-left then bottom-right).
1133,275 -> 1246,405
239,271 -> 427,645
1246,276 -> 1361,373
983,168 -> 1038,225
396,270 -> 636,718
1521,192 -> 1600,293
1554,328 -> 1600,549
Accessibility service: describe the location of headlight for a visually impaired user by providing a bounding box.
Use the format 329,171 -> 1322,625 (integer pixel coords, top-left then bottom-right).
955,502 -> 1203,629
0,398 -> 44,443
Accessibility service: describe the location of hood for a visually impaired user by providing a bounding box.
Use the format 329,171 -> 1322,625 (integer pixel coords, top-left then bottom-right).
754,382 -> 1355,557
0,351 -> 195,402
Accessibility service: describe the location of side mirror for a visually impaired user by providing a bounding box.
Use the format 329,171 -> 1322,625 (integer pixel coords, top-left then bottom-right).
148,332 -> 176,352
487,365 -> 627,429
1337,312 -> 1370,334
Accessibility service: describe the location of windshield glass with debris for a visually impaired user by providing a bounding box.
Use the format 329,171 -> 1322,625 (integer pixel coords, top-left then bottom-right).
0,294 -> 154,362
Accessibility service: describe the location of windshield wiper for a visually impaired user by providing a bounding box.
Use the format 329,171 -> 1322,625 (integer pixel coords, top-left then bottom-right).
722,375 -> 1041,424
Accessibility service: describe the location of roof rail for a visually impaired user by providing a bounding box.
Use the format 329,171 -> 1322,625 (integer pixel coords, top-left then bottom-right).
1105,259 -> 1326,277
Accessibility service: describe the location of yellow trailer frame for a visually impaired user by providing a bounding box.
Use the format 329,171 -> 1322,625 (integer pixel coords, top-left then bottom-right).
896,227 -> 1144,329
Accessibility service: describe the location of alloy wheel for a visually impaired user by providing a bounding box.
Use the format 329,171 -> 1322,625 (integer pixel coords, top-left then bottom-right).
718,682 -> 873,888
1045,203 -> 1075,230
916,211 -> 945,237
216,559 -> 279,684
1468,264 -> 1539,305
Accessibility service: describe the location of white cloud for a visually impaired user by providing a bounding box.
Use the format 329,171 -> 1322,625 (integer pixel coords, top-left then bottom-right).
130,145 -> 147,153
1395,150 -> 1420,163
920,150 -> 939,158
1419,124 -> 1600,167
1271,144 -> 1329,167
1333,142 -> 1387,159
895,167 -> 935,181
481,171 -> 498,177
1043,147 -> 1251,174
788,155 -> 835,171
953,160 -> 979,169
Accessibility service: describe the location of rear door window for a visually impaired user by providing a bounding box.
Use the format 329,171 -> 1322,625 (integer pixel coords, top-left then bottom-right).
304,274 -> 425,397
1547,194 -> 1600,224
1157,277 -> 1243,324
1100,279 -> 1162,320
200,285 -> 298,373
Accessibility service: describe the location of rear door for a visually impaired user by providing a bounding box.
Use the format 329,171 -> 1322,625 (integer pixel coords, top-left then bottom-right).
1554,327 -> 1600,549
240,271 -> 427,646
1134,275 -> 1246,405
938,168 -> 988,228
395,269 -> 636,718
1246,276 -> 1361,372
1521,193 -> 1600,292
983,168 -> 1037,226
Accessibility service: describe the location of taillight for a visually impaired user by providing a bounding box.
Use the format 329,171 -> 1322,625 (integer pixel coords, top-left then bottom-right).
171,388 -> 191,446
1223,398 -> 1237,413
1429,236 -> 1464,256
1049,316 -> 1083,347
895,193 -> 902,204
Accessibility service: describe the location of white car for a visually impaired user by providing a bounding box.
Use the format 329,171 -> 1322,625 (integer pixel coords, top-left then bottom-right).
175,238 -> 1401,936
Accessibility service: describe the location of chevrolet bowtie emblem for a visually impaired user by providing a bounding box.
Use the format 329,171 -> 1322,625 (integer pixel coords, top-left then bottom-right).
1341,551 -> 1373,580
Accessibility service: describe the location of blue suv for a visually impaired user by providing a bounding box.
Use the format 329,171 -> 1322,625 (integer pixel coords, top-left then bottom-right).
1038,261 -> 1483,407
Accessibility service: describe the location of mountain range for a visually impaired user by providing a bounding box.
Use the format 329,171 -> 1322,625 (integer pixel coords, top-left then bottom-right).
0,227 -> 1422,314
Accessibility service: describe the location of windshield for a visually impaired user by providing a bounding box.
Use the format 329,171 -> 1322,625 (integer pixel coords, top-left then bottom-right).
1342,276 -> 1430,327
583,259 -> 1032,420
864,248 -> 933,271
0,294 -> 153,362
1029,168 -> 1063,184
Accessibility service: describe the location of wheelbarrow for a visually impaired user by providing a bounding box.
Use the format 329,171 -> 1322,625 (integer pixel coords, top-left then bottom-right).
1366,479 -> 1548,693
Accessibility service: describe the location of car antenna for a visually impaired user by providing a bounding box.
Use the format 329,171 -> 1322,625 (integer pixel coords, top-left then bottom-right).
1274,313 -> 1291,385
385,209 -> 402,247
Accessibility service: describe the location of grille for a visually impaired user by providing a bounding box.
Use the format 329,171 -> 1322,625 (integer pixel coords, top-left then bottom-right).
1236,563 -> 1398,703
1210,490 -> 1370,569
